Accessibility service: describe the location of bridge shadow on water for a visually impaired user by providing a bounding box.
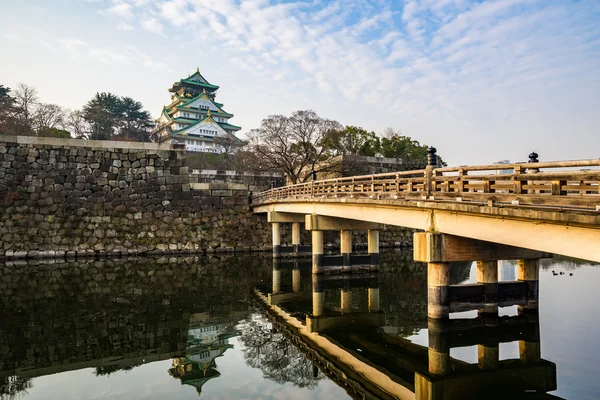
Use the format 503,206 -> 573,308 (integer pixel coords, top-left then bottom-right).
0,251 -> 597,399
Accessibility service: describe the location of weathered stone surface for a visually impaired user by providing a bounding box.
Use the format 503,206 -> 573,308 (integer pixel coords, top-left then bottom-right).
0,135 -> 414,257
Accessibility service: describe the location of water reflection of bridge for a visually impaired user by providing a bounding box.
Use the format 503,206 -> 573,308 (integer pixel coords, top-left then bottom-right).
256,260 -> 561,400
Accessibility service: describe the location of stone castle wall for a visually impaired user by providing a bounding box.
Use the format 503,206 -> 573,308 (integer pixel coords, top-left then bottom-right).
0,135 -> 414,258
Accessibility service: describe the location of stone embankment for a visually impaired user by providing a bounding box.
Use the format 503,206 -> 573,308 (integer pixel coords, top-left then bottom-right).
0,135 -> 414,259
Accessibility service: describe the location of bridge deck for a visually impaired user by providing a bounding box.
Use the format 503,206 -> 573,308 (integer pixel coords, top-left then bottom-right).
252,159 -> 600,262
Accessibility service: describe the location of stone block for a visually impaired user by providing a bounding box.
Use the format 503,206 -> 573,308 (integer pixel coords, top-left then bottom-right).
211,190 -> 233,197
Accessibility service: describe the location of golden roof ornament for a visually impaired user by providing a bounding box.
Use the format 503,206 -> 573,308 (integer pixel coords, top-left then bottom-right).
206,109 -> 211,117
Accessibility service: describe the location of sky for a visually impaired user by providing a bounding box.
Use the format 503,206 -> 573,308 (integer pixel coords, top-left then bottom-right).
0,0 -> 599,166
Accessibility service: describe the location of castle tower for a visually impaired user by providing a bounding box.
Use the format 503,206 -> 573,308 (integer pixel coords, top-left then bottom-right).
155,68 -> 242,153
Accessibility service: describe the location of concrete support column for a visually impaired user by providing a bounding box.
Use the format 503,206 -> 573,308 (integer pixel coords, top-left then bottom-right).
428,262 -> 450,319
292,222 -> 301,255
292,263 -> 301,293
340,230 -> 352,272
312,274 -> 324,317
428,319 -> 450,376
478,345 -> 499,370
312,231 -> 324,274
368,288 -> 380,313
368,229 -> 380,271
477,260 -> 499,315
272,223 -> 281,258
519,340 -> 541,364
518,259 -> 539,312
272,259 -> 281,294
341,290 -> 352,313
519,310 -> 541,364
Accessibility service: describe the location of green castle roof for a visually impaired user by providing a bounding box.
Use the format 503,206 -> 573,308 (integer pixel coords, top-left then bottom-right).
170,115 -> 242,141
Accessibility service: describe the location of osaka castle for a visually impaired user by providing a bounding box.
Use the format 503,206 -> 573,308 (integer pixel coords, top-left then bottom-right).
155,68 -> 242,153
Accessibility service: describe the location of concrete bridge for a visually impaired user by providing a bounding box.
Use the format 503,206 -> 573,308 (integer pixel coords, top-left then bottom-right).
252,155 -> 599,320
252,154 -> 600,263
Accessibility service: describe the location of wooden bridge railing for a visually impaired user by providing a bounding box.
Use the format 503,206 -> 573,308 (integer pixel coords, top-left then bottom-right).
252,159 -> 600,210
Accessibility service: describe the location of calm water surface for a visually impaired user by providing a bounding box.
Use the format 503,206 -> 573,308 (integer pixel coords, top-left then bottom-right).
0,251 -> 598,399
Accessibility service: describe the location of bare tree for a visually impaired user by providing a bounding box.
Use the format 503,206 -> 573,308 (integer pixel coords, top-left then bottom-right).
66,110 -> 90,139
246,110 -> 343,184
238,314 -> 322,389
33,103 -> 68,132
214,134 -> 245,154
13,83 -> 38,128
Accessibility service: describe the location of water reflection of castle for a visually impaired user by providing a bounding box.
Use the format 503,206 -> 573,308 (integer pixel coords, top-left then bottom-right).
168,312 -> 242,396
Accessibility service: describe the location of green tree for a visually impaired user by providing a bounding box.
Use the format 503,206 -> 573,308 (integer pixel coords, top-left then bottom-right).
380,128 -> 446,166
321,125 -> 380,156
38,127 -> 71,138
118,96 -> 153,141
0,85 -> 16,134
82,92 -> 122,140
82,93 -> 154,141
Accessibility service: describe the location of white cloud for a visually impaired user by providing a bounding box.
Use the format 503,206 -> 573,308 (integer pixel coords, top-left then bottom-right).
3,33 -> 28,44
116,22 -> 134,31
89,48 -> 131,64
142,17 -> 166,36
106,2 -> 133,18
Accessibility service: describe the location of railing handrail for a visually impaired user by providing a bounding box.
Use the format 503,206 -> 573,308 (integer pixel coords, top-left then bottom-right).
252,158 -> 600,210
434,159 -> 600,173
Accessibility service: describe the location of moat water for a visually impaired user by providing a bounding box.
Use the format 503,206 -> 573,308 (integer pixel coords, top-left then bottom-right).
0,251 -> 598,399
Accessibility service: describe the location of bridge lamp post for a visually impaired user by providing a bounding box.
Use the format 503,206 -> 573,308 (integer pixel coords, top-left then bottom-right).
427,146 -> 438,167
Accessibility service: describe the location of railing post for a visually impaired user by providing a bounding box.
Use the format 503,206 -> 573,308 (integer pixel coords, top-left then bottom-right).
514,166 -> 526,195
551,180 -> 567,196
425,146 -> 438,199
425,166 -> 434,199
527,151 -> 540,194
457,167 -> 465,193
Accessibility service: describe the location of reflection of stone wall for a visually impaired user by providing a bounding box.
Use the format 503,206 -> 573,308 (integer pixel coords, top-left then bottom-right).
0,136 -> 413,258
0,255 -> 272,378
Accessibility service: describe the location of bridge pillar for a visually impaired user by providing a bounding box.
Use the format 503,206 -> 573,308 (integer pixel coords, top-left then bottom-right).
340,230 -> 352,272
272,223 -> 281,258
428,262 -> 450,319
368,288 -> 380,313
292,222 -> 301,256
428,319 -> 450,376
341,289 -> 352,313
272,259 -> 281,294
312,274 -> 324,317
368,229 -> 379,271
292,262 -> 301,293
518,259 -> 539,312
312,231 -> 324,274
478,345 -> 500,370
477,260 -> 499,315
519,311 -> 541,364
